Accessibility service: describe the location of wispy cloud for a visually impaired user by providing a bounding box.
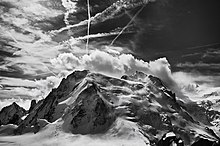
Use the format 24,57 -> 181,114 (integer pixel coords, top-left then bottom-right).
0,75 -> 62,106
176,62 -> 220,69
0,77 -> 36,87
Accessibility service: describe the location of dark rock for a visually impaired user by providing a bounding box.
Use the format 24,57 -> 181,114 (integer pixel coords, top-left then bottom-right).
158,132 -> 184,146
28,100 -> 37,113
191,138 -> 220,146
0,102 -> 26,126
0,124 -> 17,135
15,70 -> 89,134
62,83 -> 115,134
8,69 -> 220,145
121,75 -> 129,80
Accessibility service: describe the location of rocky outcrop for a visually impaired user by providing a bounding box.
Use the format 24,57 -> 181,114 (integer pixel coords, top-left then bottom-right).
28,100 -> 37,113
0,102 -> 26,126
15,70 -> 89,134
62,83 -> 115,134
191,138 -> 220,146
0,124 -> 17,135
158,132 -> 184,146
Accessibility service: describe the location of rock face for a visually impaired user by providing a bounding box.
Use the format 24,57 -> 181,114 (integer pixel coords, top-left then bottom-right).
158,132 -> 184,146
0,102 -> 26,126
15,70 -> 89,134
9,70 -> 220,145
191,138 -> 220,146
62,83 -> 115,134
28,100 -> 37,113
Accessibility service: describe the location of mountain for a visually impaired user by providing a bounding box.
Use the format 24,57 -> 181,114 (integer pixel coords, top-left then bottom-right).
1,70 -> 220,145
28,100 -> 37,113
0,102 -> 26,126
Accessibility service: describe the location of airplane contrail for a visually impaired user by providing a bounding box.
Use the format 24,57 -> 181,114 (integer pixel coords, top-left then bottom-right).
110,3 -> 147,46
86,0 -> 91,54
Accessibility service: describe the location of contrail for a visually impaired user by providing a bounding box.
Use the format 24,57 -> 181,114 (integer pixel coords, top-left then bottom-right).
86,0 -> 91,54
110,3 -> 147,46
74,31 -> 134,40
187,42 -> 220,50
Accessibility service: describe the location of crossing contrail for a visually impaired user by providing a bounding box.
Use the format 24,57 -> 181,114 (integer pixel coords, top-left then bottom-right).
110,3 -> 147,46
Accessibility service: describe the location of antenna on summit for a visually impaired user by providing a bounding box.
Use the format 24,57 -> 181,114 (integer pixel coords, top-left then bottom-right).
86,0 -> 91,55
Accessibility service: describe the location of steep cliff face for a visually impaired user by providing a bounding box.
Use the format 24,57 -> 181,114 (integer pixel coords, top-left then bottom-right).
0,102 -> 26,126
28,100 -> 37,113
9,70 -> 220,145
15,70 -> 89,134
62,83 -> 115,134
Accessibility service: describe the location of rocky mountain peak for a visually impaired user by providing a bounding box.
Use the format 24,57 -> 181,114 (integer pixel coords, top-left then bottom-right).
0,102 -> 26,126
28,100 -> 37,113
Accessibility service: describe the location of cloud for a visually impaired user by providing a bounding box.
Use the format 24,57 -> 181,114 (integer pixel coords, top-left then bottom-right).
0,77 -> 36,87
202,49 -> 220,59
148,58 -> 176,87
50,50 -> 178,90
172,72 -> 202,94
82,50 -> 125,76
0,75 -> 62,104
176,62 -> 220,76
0,0 -> 67,79
61,0 -> 77,25
35,75 -> 62,97
171,71 -> 220,99
51,53 -> 80,70
2,0 -> 63,18
1,0 -> 219,108
176,62 -> 220,69
50,49 -> 220,101
1,87 -> 42,100
55,0 -> 152,34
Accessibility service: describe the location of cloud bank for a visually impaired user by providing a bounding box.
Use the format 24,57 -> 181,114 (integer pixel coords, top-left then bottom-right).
50,49 -> 180,94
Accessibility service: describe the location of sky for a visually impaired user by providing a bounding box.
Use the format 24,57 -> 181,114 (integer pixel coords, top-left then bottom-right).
0,0 -> 220,110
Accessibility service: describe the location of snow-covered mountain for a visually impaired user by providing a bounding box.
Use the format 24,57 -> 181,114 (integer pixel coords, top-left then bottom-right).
0,70 -> 220,146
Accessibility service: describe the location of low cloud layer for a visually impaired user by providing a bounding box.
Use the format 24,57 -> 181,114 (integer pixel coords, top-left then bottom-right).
50,49 -> 180,94
50,47 -> 220,102
51,50 -> 173,78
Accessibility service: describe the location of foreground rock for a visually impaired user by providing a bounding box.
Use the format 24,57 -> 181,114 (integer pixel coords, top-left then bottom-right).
191,138 -> 220,146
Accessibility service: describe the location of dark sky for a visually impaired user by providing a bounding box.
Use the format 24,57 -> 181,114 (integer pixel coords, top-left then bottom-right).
131,0 -> 220,74
81,0 -> 220,75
